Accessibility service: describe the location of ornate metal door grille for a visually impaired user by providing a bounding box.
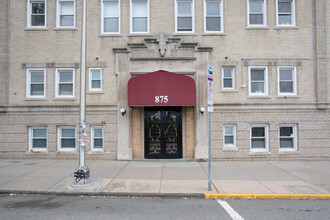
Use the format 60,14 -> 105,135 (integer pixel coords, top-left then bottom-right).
145,107 -> 182,159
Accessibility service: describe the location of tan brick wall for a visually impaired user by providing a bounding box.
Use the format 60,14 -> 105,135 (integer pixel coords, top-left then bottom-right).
1,0 -> 329,160
211,107 -> 330,160
7,0 -> 319,107
0,106 -> 118,160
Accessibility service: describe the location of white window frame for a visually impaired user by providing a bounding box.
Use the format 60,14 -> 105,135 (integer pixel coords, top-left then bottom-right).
247,0 -> 267,27
27,0 -> 47,28
101,0 -> 120,34
278,66 -> 297,96
276,0 -> 295,27
89,68 -> 103,91
249,66 -> 268,96
26,68 -> 46,99
55,68 -> 75,98
223,124 -> 236,148
29,127 -> 47,151
56,0 -> 75,28
175,0 -> 195,33
91,126 -> 104,151
222,67 -> 235,89
130,0 -> 149,34
204,0 -> 223,33
279,124 -> 297,151
250,124 -> 269,152
58,126 -> 76,151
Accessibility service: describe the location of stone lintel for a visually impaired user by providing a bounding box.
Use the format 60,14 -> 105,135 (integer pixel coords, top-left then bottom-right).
130,57 -> 196,61
113,48 -> 129,53
197,47 -> 213,52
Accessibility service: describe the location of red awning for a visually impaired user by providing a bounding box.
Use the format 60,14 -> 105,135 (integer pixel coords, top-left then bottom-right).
128,70 -> 196,106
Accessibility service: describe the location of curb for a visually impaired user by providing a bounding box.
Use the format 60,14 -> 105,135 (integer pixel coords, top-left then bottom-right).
2,191 -> 330,200
0,190 -> 205,199
205,193 -> 330,200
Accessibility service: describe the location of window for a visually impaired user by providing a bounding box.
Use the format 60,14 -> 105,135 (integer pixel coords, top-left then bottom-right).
58,127 -> 76,151
102,0 -> 120,34
57,0 -> 75,27
247,0 -> 266,26
250,125 -> 269,152
56,69 -> 74,98
279,125 -> 297,151
89,68 -> 102,91
91,127 -> 103,151
249,67 -> 268,96
27,69 -> 46,98
131,0 -> 149,33
28,0 -> 46,27
29,127 -> 47,151
223,125 -> 236,148
222,67 -> 234,89
204,0 -> 222,32
278,67 -> 296,95
176,0 -> 194,32
276,0 -> 295,26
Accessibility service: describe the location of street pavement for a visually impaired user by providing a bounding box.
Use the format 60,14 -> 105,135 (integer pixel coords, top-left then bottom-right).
0,159 -> 329,198
1,195 -> 330,220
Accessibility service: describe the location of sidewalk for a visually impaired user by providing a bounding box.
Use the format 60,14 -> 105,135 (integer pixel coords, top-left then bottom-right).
0,159 -> 329,198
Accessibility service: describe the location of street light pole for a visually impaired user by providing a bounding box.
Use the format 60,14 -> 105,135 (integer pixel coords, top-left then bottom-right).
74,0 -> 90,185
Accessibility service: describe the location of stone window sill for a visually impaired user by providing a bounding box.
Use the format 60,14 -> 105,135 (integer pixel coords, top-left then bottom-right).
53,27 -> 78,31
24,27 -> 49,31
56,151 -> 78,154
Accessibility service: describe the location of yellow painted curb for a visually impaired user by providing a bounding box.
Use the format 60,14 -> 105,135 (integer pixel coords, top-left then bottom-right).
205,193 -> 330,200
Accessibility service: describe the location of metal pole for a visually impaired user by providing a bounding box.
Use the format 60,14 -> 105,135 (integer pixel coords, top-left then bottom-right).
208,112 -> 211,191
79,0 -> 87,168
74,0 -> 90,185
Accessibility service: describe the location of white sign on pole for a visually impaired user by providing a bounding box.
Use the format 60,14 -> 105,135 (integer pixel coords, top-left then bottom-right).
207,65 -> 213,112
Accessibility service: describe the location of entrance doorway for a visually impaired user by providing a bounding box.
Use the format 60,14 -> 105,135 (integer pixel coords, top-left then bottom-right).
144,107 -> 182,159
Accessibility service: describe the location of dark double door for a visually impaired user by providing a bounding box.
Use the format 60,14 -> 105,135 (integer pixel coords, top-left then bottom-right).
145,107 -> 182,159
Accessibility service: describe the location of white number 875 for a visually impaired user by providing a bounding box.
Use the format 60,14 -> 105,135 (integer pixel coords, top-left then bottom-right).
155,96 -> 168,103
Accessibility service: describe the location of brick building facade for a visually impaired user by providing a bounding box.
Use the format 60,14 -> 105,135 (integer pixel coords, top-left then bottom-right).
0,0 -> 329,160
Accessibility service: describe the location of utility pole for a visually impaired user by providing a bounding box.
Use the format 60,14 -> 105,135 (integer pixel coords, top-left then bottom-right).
74,0 -> 90,185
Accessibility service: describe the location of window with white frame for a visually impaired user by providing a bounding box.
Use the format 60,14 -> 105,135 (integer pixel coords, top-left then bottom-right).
222,67 -> 234,89
247,0 -> 266,26
131,0 -> 149,33
279,124 -> 297,151
223,125 -> 236,148
176,0 -> 194,32
250,125 -> 269,151
27,69 -> 46,98
57,0 -> 75,27
58,127 -> 76,151
89,68 -> 102,91
249,67 -> 268,95
28,0 -> 46,27
102,0 -> 120,34
56,69 -> 74,98
276,0 -> 295,26
278,67 -> 296,95
29,127 -> 47,151
204,0 -> 222,32
91,127 -> 103,150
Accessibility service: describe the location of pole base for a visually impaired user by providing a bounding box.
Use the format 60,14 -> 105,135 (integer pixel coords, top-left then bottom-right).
73,166 -> 90,185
